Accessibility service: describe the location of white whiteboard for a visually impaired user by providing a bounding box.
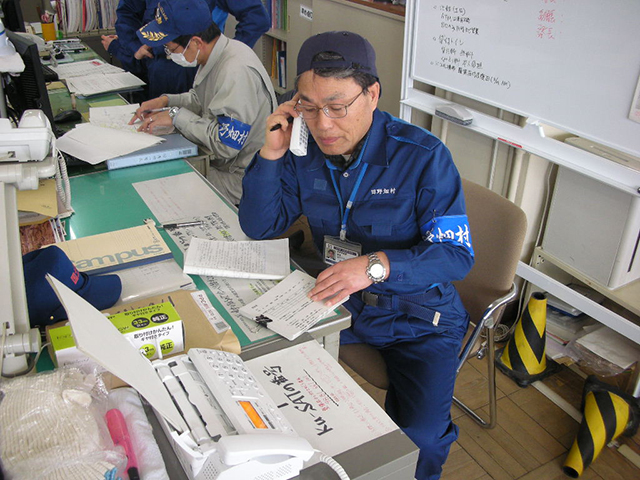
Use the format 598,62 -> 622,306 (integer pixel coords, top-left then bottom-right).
411,0 -> 640,157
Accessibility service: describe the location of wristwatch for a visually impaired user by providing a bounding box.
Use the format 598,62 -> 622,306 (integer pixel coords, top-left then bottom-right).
168,106 -> 180,120
366,252 -> 387,283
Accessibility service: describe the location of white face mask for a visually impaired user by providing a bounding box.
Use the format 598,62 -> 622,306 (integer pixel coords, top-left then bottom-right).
170,38 -> 199,68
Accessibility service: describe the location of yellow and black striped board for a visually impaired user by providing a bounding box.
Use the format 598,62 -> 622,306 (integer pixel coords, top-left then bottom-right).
563,376 -> 640,477
495,292 -> 560,387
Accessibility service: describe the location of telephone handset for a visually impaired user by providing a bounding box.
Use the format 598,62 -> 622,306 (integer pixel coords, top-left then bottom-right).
218,433 -> 314,466
289,116 -> 308,156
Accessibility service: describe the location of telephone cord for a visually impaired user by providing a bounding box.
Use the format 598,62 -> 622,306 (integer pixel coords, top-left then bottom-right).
315,450 -> 350,480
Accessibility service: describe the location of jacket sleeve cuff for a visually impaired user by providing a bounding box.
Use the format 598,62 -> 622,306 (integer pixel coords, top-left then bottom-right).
172,107 -> 198,130
164,94 -> 181,108
246,153 -> 285,177
383,249 -> 410,283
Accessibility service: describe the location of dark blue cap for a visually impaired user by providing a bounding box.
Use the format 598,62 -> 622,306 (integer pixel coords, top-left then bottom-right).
296,31 -> 378,79
23,246 -> 122,327
137,0 -> 212,46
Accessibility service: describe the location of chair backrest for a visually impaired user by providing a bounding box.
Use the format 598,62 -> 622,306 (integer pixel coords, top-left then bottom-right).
339,179 -> 527,390
453,179 -> 527,326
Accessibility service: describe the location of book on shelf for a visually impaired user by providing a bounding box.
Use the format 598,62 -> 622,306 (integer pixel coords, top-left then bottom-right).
239,269 -> 349,341
52,223 -> 172,275
106,133 -> 198,170
183,237 -> 290,280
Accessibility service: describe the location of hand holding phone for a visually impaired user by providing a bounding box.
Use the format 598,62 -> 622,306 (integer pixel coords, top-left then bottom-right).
289,116 -> 308,156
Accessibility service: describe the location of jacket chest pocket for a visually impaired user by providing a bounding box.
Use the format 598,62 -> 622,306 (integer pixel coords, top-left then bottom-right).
351,198 -> 417,238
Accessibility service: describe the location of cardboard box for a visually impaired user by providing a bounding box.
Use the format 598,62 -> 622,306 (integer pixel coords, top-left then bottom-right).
49,301 -> 184,371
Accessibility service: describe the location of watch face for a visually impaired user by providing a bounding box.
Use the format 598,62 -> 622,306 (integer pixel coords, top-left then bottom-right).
369,263 -> 385,280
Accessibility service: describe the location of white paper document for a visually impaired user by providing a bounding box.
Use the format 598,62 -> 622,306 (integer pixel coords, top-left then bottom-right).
90,104 -> 142,133
67,72 -> 146,97
239,269 -> 349,341
51,59 -> 124,78
246,340 -> 397,457
183,237 -> 290,280
56,124 -> 163,164
576,326 -> 639,370
109,259 -> 195,306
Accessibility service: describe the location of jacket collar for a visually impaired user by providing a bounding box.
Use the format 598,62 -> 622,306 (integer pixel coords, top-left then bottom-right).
193,34 -> 228,88
307,109 -> 389,171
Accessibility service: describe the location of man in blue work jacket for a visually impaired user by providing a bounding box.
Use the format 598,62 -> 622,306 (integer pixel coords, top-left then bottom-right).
238,31 -> 474,480
114,0 -> 270,99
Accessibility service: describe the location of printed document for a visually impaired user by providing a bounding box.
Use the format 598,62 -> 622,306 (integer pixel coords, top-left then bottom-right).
56,124 -> 163,164
239,269 -> 348,341
66,72 -> 145,97
246,340 -> 397,457
50,59 -> 123,79
90,104 -> 141,133
183,237 -> 290,280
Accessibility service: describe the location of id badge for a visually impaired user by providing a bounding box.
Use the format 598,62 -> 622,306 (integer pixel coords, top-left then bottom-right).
324,235 -> 362,265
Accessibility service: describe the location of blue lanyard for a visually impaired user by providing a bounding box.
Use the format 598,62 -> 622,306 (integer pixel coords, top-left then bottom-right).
329,162 -> 369,241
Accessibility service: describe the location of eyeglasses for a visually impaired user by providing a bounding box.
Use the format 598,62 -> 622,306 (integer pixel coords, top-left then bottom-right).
294,89 -> 365,119
164,39 -> 189,56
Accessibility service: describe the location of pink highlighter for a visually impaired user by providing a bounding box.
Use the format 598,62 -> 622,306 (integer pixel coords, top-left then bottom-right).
106,408 -> 140,480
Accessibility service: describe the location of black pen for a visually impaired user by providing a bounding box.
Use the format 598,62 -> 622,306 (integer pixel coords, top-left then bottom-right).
270,116 -> 295,131
161,220 -> 203,229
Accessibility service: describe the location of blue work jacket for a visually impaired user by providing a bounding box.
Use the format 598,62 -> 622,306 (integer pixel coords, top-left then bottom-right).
239,110 -> 475,342
115,0 -> 269,98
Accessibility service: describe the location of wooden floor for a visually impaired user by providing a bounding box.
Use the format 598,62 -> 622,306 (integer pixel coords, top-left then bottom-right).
340,356 -> 640,480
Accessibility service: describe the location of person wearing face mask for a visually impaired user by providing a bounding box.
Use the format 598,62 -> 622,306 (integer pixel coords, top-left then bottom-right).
129,0 -> 276,205
115,0 -> 270,99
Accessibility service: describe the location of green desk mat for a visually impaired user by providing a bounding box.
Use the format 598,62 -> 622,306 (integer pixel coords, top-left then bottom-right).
64,160 -> 257,348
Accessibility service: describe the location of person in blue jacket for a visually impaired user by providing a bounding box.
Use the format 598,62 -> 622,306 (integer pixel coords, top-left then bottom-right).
238,31 -> 475,480
115,0 -> 270,99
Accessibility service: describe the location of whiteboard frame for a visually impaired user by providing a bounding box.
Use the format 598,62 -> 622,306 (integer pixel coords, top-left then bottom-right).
399,0 -> 640,352
400,0 -> 640,198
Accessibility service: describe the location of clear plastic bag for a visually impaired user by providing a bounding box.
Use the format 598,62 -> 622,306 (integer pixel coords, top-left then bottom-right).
0,367 -> 126,479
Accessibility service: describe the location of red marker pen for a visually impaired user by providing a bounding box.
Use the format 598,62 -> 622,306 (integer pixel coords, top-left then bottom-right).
106,408 -> 140,480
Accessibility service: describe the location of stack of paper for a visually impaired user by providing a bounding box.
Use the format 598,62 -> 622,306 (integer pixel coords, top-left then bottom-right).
89,104 -> 140,133
239,269 -> 349,341
51,59 -> 145,97
183,238 -> 290,280
57,124 -> 163,164
51,59 -> 124,79
66,72 -> 146,97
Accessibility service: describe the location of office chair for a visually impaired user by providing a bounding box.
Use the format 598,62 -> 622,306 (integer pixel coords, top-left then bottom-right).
339,178 -> 527,428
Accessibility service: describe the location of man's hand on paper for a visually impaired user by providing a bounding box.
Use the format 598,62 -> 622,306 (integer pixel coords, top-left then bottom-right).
136,111 -> 172,135
134,44 -> 154,60
260,94 -> 300,160
309,252 -> 390,307
129,97 -> 169,126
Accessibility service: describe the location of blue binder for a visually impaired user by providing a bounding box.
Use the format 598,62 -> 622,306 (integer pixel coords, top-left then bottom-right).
106,134 -> 198,170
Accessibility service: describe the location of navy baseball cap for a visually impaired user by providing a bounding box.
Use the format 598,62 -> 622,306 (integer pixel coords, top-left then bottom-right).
137,0 -> 212,46
296,31 -> 378,79
23,246 -> 122,327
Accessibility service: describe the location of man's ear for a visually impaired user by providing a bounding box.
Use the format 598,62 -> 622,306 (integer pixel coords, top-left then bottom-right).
192,36 -> 204,48
368,82 -> 381,108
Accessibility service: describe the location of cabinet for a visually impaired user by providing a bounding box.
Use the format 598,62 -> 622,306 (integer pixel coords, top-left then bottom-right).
253,0 -> 313,95
249,0 -> 405,113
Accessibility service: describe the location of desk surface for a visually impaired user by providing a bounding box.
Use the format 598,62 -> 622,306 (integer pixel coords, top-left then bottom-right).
66,160 -> 350,349
65,162 -> 415,479
147,336 -> 419,480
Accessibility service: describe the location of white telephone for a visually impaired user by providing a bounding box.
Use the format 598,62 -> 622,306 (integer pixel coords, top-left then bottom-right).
151,348 -> 317,480
289,116 -> 308,156
0,109 -> 53,162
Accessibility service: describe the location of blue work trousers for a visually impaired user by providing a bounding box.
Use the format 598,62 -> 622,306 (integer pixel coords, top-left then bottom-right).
341,298 -> 468,480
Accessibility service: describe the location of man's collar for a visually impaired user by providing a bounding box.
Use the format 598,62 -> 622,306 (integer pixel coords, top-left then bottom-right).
194,34 -> 227,85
